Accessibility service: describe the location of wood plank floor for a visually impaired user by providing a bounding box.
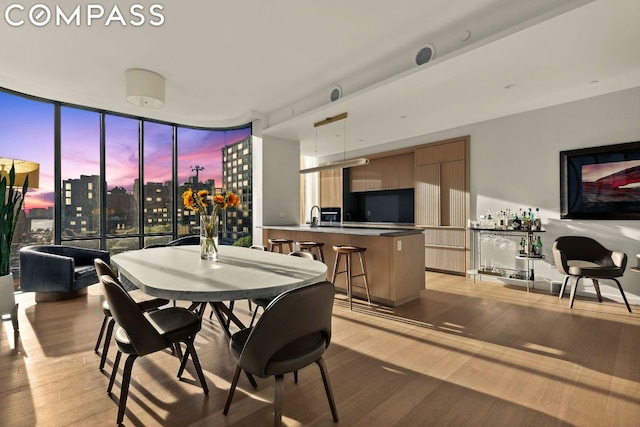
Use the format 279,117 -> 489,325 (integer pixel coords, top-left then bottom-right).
2,272 -> 640,426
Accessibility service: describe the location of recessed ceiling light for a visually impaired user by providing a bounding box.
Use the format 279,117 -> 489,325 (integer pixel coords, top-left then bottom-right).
590,80 -> 599,84
400,115 -> 408,119
505,84 -> 516,89
462,30 -> 471,41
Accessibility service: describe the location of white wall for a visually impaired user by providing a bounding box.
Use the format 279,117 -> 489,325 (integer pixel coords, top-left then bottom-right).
375,87 -> 640,303
258,134 -> 301,228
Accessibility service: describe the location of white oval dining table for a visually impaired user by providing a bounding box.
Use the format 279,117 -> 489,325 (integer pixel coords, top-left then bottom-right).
111,245 -> 328,338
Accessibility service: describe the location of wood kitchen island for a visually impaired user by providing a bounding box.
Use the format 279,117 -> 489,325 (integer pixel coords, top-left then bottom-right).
262,225 -> 425,306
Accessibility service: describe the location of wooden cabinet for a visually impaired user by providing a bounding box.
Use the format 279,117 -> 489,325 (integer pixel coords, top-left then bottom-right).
262,227 -> 425,306
319,169 -> 342,208
415,137 -> 470,275
349,153 -> 414,192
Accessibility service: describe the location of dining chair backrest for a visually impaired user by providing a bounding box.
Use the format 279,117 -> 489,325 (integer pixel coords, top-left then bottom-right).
288,251 -> 317,260
168,235 -> 200,246
239,281 -> 334,377
94,258 -> 119,281
553,236 -> 626,274
249,244 -> 268,251
100,274 -> 169,356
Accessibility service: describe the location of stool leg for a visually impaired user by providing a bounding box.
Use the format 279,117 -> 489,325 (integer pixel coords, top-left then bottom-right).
331,253 -> 341,284
287,242 -> 293,253
358,252 -> 371,304
346,254 -> 353,310
318,247 -> 325,263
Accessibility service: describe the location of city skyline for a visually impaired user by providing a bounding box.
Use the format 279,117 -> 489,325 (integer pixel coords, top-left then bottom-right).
0,90 -> 251,213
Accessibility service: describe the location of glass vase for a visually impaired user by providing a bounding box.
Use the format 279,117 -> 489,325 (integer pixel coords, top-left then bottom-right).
200,214 -> 219,261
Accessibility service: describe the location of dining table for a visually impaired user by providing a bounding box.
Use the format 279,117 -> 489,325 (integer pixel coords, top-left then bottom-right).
111,244 -> 328,339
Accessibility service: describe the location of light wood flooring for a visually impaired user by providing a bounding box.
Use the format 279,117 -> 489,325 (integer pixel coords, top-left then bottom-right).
2,272 -> 640,426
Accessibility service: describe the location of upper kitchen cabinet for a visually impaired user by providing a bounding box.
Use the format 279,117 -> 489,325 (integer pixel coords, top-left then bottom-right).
350,153 -> 414,192
319,168 -> 342,208
415,137 -> 469,227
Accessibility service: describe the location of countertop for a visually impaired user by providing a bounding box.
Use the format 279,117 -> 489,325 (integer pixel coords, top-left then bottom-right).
260,224 -> 423,237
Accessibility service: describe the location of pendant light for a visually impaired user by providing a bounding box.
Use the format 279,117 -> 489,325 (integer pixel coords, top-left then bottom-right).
300,112 -> 369,174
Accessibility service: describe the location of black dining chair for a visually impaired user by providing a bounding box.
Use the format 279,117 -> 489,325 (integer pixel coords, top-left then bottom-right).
100,274 -> 209,425
248,251 -> 318,327
93,259 -> 169,371
223,280 -> 338,426
552,236 -> 632,312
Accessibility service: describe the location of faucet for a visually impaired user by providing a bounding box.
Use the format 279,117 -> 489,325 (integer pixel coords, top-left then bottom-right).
310,205 -> 320,227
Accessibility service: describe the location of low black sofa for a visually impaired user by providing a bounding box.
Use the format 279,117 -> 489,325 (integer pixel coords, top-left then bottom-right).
19,245 -> 110,301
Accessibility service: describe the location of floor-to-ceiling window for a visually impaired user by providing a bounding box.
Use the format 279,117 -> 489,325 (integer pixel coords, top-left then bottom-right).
0,88 -> 251,284
142,121 -> 174,246
0,91 -> 54,274
104,115 -> 140,254
60,106 -> 101,249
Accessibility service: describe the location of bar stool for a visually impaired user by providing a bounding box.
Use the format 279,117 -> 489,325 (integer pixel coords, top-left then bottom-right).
331,245 -> 371,310
268,238 -> 294,254
297,241 -> 325,263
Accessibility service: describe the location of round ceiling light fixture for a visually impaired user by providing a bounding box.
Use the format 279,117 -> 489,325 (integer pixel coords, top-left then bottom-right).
126,68 -> 165,108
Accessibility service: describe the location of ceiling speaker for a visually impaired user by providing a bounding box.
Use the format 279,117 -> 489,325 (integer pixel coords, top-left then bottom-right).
415,44 -> 436,66
330,86 -> 342,102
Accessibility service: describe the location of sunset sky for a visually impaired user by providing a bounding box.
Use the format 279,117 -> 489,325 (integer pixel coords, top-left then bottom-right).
0,90 -> 250,212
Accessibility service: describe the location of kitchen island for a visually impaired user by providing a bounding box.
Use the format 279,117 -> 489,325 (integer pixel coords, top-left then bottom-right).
261,225 -> 425,306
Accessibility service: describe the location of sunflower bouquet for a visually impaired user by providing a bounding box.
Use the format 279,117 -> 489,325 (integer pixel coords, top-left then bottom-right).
182,188 -> 240,259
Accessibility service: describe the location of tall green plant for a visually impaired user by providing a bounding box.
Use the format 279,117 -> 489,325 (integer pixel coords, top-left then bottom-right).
0,162 -> 29,276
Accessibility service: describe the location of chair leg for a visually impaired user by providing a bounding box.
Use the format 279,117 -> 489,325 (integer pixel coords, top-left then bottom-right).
274,374 -> 285,427
116,354 -> 138,425
569,276 -> 580,308
177,343 -> 191,378
107,350 -> 122,394
100,319 -> 116,371
559,276 -> 570,299
95,315 -> 109,352
249,306 -> 261,328
613,278 -> 632,313
223,365 -> 242,415
183,338 -> 209,394
592,278 -> 603,302
316,357 -> 339,422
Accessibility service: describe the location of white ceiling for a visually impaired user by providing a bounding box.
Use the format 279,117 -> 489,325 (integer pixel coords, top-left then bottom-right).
1,0 -> 638,158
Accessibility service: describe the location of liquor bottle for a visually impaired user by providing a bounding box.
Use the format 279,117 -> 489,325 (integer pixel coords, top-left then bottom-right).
536,236 -> 543,256
519,237 -> 526,255
534,208 -> 542,230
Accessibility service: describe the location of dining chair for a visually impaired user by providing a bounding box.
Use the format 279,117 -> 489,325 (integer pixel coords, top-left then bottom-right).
224,281 -> 338,426
100,274 -> 209,425
552,236 -> 632,312
248,251 -> 318,327
93,259 -> 169,371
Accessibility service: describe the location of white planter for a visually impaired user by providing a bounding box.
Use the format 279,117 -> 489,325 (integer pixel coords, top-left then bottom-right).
0,273 -> 17,316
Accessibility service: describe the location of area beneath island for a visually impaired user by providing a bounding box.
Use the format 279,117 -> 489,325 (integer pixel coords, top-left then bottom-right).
261,225 -> 425,306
